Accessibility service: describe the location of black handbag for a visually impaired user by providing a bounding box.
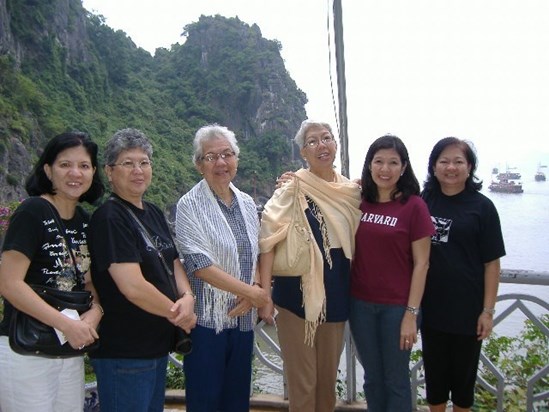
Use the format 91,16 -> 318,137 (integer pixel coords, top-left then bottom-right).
9,284 -> 99,358
110,197 -> 192,355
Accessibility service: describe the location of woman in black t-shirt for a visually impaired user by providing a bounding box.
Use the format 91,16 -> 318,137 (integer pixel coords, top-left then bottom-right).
421,137 -> 506,412
0,132 -> 105,412
88,128 -> 197,412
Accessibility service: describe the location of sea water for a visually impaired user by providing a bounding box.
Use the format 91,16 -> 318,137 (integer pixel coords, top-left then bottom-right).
483,177 -> 549,341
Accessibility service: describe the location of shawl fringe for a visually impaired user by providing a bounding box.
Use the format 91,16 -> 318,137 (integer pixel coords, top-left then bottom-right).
177,180 -> 259,333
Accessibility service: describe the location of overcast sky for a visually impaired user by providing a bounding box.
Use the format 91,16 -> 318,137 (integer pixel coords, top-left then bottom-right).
82,0 -> 549,180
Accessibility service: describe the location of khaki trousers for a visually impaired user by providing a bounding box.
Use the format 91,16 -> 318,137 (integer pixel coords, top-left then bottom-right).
276,306 -> 346,412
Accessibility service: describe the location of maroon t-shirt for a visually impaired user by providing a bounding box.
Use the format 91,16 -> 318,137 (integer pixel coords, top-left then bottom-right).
351,195 -> 434,305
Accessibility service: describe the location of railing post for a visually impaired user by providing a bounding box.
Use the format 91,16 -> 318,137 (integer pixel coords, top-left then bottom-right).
344,322 -> 357,403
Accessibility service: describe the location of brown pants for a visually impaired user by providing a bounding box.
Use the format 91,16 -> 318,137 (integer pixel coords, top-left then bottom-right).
276,306 -> 346,412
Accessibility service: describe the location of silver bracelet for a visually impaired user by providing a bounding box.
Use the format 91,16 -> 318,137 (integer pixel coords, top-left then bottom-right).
405,306 -> 419,316
91,302 -> 104,316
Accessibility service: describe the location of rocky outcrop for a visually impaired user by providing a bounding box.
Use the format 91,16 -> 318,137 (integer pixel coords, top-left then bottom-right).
0,3 -> 308,207
0,0 -> 18,61
0,0 -> 92,66
0,136 -> 32,202
179,15 -> 307,143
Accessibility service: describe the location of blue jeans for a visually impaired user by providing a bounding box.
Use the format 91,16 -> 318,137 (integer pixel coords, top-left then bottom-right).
91,356 -> 168,412
349,298 -> 413,412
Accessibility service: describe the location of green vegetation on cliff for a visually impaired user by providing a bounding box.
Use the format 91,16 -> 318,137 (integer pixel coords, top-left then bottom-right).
0,0 -> 307,209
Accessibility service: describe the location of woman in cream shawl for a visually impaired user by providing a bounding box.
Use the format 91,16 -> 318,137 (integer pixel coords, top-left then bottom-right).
259,120 -> 361,412
175,124 -> 270,412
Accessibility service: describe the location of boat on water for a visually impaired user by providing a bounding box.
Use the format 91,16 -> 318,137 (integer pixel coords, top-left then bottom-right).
535,163 -> 547,182
497,171 -> 521,180
489,179 -> 524,193
489,166 -> 523,193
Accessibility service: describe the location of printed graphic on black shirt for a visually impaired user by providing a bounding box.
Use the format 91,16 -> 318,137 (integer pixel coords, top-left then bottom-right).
431,216 -> 452,245
42,218 -> 90,290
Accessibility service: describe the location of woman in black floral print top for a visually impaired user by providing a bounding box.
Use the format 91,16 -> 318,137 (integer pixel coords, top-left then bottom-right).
0,131 -> 105,412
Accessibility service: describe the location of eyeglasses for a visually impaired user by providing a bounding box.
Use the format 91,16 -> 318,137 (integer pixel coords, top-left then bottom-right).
305,136 -> 335,148
110,160 -> 152,170
200,151 -> 236,163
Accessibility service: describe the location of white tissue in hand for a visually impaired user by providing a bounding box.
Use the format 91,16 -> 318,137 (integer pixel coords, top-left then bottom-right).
54,309 -> 80,344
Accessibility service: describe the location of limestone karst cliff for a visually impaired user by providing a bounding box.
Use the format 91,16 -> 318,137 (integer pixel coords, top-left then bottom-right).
0,0 -> 307,208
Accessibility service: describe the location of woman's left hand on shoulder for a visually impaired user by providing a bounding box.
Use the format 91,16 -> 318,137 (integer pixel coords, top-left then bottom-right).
275,171 -> 295,189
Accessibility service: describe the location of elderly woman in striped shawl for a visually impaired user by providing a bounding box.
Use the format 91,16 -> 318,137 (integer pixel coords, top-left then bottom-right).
258,120 -> 362,412
175,124 -> 270,412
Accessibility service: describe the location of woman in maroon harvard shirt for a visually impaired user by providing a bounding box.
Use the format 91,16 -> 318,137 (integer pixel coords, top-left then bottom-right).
349,134 -> 434,412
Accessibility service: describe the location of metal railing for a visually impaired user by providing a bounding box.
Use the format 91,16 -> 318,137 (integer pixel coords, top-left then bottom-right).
249,269 -> 549,411
81,268 -> 547,410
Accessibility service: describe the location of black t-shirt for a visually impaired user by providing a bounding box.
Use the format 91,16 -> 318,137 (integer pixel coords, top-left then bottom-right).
0,197 -> 90,335
88,194 -> 179,358
421,189 -> 506,335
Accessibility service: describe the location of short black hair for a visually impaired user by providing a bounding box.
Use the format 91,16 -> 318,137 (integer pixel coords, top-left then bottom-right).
25,131 -> 105,204
423,137 -> 482,193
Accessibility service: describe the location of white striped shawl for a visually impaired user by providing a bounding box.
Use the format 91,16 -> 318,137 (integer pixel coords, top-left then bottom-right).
176,179 -> 259,333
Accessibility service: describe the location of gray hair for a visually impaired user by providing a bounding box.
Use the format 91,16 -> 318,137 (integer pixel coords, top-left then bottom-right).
192,124 -> 240,164
294,120 -> 335,148
104,128 -> 153,166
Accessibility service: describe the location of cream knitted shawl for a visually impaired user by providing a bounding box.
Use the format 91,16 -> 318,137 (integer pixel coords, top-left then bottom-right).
259,168 -> 361,344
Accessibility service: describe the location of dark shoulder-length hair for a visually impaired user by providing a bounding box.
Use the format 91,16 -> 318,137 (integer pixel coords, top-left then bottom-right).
361,134 -> 420,203
423,137 -> 482,193
25,131 -> 105,204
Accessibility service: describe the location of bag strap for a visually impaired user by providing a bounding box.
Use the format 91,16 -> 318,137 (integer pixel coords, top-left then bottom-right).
108,197 -> 180,298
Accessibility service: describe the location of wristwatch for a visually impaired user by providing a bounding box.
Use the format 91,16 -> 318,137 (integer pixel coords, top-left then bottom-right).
405,306 -> 420,316
181,291 -> 196,300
